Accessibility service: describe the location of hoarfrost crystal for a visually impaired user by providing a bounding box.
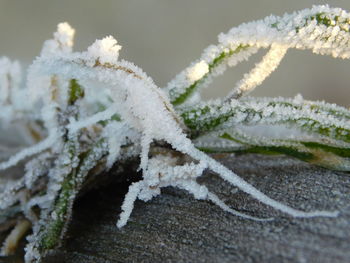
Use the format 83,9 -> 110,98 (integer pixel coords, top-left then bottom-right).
0,5 -> 349,262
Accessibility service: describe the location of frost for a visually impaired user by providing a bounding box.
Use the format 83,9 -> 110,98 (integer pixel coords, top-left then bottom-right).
0,57 -> 20,105
227,44 -> 288,99
166,5 -> 350,106
0,57 -> 22,123
0,6 -> 348,262
41,22 -> 75,56
0,133 -> 58,171
187,60 -> 209,82
87,36 -> 122,65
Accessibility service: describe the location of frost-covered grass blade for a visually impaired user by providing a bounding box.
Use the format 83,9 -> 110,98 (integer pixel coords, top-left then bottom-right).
0,5 -> 348,263
166,5 -> 350,106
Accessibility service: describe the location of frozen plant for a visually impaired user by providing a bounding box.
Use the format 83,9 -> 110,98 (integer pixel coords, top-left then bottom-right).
0,5 -> 349,262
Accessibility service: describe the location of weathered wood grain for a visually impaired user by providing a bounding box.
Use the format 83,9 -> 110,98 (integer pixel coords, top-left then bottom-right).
31,154 -> 350,262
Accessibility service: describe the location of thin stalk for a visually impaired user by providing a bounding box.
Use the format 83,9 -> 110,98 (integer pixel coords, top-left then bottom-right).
170,45 -> 250,105
180,98 -> 350,144
166,6 -> 350,106
38,139 -> 108,251
196,130 -> 350,171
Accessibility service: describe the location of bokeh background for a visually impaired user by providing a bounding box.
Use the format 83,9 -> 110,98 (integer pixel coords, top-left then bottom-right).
0,0 -> 349,106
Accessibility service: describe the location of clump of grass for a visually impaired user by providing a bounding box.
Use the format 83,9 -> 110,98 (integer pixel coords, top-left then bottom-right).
0,6 -> 349,262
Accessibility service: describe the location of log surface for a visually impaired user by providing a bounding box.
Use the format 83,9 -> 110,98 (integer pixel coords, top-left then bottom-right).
44,154 -> 350,263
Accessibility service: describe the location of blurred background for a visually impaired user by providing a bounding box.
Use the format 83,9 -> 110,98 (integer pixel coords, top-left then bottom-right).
0,0 -> 348,106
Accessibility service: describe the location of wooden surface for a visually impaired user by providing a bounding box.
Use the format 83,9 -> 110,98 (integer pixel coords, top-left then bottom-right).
24,154 -> 350,262
41,155 -> 350,263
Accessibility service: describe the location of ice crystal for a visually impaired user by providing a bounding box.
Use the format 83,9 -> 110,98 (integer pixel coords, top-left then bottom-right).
166,5 -> 350,106
87,36 -> 122,65
0,5 -> 349,262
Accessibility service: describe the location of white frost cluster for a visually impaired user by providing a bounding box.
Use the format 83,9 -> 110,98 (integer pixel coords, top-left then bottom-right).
166,5 -> 350,106
227,44 -> 288,99
0,6 -> 348,262
186,60 -> 209,82
26,26 -> 337,231
41,22 -> 75,56
87,36 -> 122,65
